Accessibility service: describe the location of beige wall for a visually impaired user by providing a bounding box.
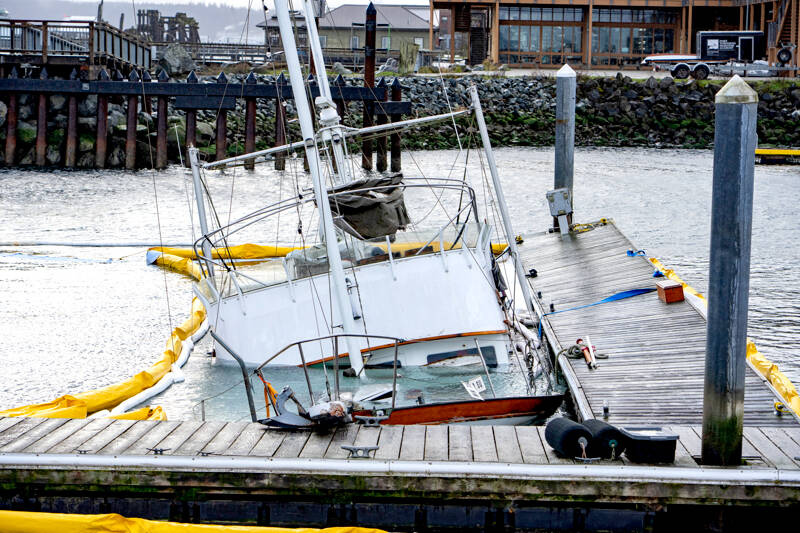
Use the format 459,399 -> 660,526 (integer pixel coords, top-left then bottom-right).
318,28 -> 432,49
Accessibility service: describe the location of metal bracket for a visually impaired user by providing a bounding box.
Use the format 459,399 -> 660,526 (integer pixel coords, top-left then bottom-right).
341,445 -> 379,458
147,448 -> 170,455
354,415 -> 389,427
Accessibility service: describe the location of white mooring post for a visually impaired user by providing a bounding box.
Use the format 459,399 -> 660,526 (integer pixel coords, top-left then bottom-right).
701,75 -> 758,467
553,64 -> 576,231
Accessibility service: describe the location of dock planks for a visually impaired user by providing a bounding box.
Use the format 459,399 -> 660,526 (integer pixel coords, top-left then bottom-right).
519,223 -> 798,428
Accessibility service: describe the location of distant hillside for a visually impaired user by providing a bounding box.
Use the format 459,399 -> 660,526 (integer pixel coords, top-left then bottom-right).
3,0 -> 265,43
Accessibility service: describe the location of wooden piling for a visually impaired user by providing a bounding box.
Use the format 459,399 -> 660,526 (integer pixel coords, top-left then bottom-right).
125,70 -> 139,170
156,69 -> 169,169
701,76 -> 759,467
333,75 -> 346,118
244,72 -> 257,170
5,68 -> 17,166
185,71 -> 198,167
35,68 -> 49,166
554,64 -> 576,229
362,2 -> 377,170
215,72 -> 228,162
96,70 -> 110,169
375,77 -> 388,172
64,69 -> 78,168
274,73 -> 286,171
390,77 -> 402,173
142,70 -> 153,115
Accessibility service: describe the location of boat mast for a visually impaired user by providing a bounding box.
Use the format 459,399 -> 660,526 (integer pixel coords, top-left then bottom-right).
469,86 -> 535,316
188,146 -> 214,279
301,0 -> 353,186
274,0 -> 365,377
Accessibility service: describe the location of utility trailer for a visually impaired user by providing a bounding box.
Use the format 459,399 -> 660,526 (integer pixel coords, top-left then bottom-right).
641,31 -> 768,79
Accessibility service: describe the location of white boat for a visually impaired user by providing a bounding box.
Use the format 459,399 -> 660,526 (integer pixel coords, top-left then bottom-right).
185,0 -> 561,426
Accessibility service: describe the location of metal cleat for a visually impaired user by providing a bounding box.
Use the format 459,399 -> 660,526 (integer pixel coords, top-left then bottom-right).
354,415 -> 389,427
341,445 -> 378,459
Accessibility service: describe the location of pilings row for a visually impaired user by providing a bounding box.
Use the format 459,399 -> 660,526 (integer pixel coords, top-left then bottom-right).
0,66 -> 407,171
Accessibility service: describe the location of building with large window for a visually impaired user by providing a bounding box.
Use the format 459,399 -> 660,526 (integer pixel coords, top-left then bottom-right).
428,0 -> 799,69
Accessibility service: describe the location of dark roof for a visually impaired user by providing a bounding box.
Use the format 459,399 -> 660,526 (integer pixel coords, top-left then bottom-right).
258,4 -> 433,30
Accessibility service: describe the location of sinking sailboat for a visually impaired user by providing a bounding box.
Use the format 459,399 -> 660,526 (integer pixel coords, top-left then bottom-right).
187,0 -> 562,425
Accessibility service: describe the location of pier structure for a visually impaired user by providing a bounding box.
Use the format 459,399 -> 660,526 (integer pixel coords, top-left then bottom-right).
0,68 -> 409,170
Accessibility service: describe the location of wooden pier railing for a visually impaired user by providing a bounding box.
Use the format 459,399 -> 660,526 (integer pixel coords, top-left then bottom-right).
0,67 -> 410,170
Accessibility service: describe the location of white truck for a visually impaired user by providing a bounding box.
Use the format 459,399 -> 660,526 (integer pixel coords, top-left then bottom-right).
641,31 -> 769,79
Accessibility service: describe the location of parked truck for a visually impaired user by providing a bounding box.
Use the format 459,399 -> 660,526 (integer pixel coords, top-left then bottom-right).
641,31 -> 768,79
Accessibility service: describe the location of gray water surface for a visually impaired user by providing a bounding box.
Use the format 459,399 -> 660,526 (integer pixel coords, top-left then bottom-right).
1,147 -> 798,419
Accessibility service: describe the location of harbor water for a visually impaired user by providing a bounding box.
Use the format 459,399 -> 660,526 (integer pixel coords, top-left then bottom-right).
1,147 -> 798,420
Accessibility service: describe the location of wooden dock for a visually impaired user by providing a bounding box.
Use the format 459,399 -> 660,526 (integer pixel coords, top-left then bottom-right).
1,415 -> 799,529
520,222 -> 799,428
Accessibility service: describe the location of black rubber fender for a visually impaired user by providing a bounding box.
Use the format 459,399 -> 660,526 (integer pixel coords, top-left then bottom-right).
544,417 -> 593,458
583,419 -> 626,459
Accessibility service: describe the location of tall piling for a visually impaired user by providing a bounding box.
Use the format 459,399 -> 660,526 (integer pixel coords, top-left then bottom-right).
554,63 -> 576,230
244,72 -> 257,170
4,68 -> 17,166
274,73 -> 286,171
390,77 -> 402,173
215,72 -> 228,162
142,70 -> 153,115
35,69 -> 48,166
96,69 -> 110,169
701,75 -> 758,467
125,70 -> 139,170
361,2 -> 376,170
156,69 -> 169,169
185,71 -> 198,167
375,77 -> 388,172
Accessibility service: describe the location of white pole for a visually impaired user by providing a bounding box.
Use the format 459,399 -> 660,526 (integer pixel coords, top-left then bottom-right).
469,86 -> 535,316
274,0 -> 364,378
189,147 -> 214,279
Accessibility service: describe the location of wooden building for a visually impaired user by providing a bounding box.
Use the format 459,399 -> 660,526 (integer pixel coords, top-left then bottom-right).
428,0 -> 800,69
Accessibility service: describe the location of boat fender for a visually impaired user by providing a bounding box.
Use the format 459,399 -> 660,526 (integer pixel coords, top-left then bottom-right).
583,418 -> 626,459
544,417 -> 594,458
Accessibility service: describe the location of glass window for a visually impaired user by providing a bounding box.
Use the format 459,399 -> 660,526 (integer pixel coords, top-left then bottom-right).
531,26 -> 540,52
351,35 -> 359,49
499,25 -> 509,51
414,37 -> 424,47
521,7 -> 531,20
520,26 -> 530,51
573,27 -> 582,53
319,35 -> 327,48
531,8 -> 541,21
654,28 -> 664,53
598,27 -> 610,53
509,7 -> 519,20
552,26 -> 562,53
499,7 -> 509,20
541,54 -> 551,65
622,9 -> 633,23
665,29 -> 675,53
509,25 -> 519,51
552,8 -> 563,21
620,27 -> 631,53
542,26 -> 552,51
592,26 -> 599,53
542,8 -> 552,21
611,9 -> 622,23
381,36 -> 390,49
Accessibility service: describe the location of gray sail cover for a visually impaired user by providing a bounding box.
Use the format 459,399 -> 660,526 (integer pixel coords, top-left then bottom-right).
329,174 -> 410,239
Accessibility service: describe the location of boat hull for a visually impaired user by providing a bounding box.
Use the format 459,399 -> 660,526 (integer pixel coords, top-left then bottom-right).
354,395 -> 563,425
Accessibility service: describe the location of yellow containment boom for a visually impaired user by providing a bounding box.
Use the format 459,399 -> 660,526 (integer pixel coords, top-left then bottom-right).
0,510 -> 386,533
649,256 -> 800,418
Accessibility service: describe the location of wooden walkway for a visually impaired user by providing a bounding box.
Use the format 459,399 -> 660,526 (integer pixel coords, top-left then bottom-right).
2,416 -> 800,470
519,222 -> 798,427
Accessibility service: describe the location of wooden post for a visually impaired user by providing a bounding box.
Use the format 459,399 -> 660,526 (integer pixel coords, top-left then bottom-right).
156,69 -> 169,169
125,70 -> 139,170
585,2 -> 593,68
185,71 -> 198,167
554,64 -> 576,230
88,22 -> 95,71
429,2 -> 435,50
96,69 -> 110,169
760,4 -> 765,33
492,1 -> 500,63
362,2 -> 376,170
375,77 -> 388,172
35,68 -> 48,166
5,68 -> 18,166
215,71 -> 228,162
274,72 -> 286,171
701,76 -> 758,467
244,72 -> 257,170
688,1 -> 694,54
65,70 -> 79,168
142,70 -> 153,115
749,3 -> 755,31
450,7 -> 456,63
41,22 -> 48,63
739,6 -> 744,29
390,77 -> 402,173
333,74 -> 346,117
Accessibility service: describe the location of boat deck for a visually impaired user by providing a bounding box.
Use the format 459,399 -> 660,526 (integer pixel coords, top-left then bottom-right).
519,222 -> 798,427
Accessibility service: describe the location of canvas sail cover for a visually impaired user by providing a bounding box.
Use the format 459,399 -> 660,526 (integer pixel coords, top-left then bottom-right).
329,174 -> 410,239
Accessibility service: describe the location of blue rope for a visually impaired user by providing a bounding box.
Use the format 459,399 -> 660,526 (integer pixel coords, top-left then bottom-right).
537,287 -> 657,339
